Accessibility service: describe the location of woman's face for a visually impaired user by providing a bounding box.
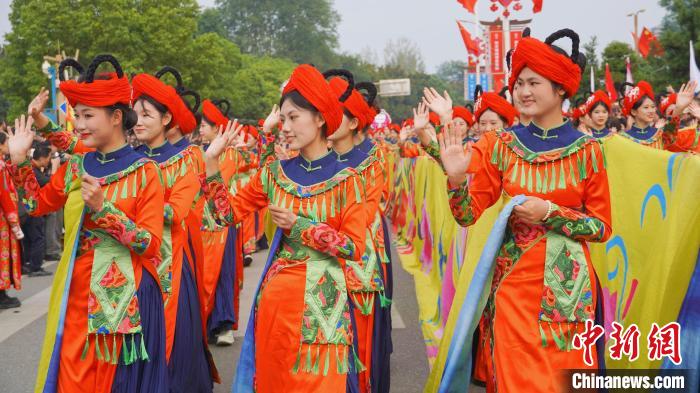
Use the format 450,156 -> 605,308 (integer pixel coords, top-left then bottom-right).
198,120 -> 218,143
327,114 -> 355,142
452,117 -> 468,139
590,105 -> 609,129
631,97 -> 657,125
279,99 -> 325,150
477,109 -> 505,135
73,104 -> 122,149
514,67 -> 565,117
133,99 -> 171,145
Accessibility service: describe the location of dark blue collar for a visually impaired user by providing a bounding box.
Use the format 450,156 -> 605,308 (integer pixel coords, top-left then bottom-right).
83,144 -> 143,178
135,141 -> 178,164
512,121 -> 587,152
172,137 -> 190,152
625,124 -> 657,141
356,137 -> 374,154
280,150 -> 350,186
590,127 -> 612,139
335,146 -> 369,169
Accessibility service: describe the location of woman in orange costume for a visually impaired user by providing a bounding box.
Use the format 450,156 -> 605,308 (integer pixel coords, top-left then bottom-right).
0,133 -> 23,309
130,70 -> 215,392
327,71 -> 390,393
438,28 -> 612,392
205,64 -> 368,392
12,55 -> 168,393
620,80 -> 700,152
198,98 -> 246,346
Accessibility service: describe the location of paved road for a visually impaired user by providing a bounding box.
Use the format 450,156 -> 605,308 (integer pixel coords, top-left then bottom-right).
0,244 -> 441,393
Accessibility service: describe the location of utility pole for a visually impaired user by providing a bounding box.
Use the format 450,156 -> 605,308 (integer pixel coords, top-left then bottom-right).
627,9 -> 646,52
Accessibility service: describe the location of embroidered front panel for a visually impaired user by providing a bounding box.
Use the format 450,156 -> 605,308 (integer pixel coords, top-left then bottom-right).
289,217 -> 357,259
91,201 -> 152,256
621,128 -> 664,149
544,204 -> 607,242
447,179 -> 476,226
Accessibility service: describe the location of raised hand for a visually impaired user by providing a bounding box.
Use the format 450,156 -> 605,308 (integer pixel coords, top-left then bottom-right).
413,102 -> 429,131
399,125 -> 413,143
262,104 -> 281,133
422,87 -> 453,124
205,120 -> 243,177
27,87 -> 50,129
439,122 -> 472,187
688,100 -> 700,120
8,115 -> 35,164
81,175 -> 104,212
673,81 -> 698,116
268,204 -> 297,230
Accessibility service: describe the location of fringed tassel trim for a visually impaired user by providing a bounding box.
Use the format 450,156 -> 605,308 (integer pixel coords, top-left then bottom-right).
537,320 -> 580,352
80,332 -> 149,365
490,139 -> 605,194
291,343 -> 363,376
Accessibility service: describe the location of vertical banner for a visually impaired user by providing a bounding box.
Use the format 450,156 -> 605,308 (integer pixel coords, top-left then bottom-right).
489,26 -> 504,74
479,73 -> 489,93
510,30 -> 523,50
466,71 -> 477,100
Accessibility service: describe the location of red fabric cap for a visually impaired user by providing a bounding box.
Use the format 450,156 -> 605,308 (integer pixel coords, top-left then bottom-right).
131,73 -> 181,127
202,99 -> 229,129
474,92 -> 519,127
508,37 -> 581,98
328,77 -> 373,130
245,124 -> 259,140
283,65 -> 343,136
660,93 -> 677,115
585,90 -> 612,115
571,104 -> 587,120
622,81 -> 655,116
60,72 -> 131,108
452,106 -> 475,127
402,118 -> 414,128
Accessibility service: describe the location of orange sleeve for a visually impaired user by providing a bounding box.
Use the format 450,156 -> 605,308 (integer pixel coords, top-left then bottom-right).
9,159 -> 69,216
287,173 -> 367,261
446,133 -> 503,226
361,158 -> 383,223
164,168 -> 200,226
544,142 -> 612,243
39,120 -> 92,154
203,169 -> 269,227
663,127 -> 700,153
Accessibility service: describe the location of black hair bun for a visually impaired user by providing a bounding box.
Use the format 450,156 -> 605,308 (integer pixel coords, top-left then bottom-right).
85,54 -> 123,83
322,69 -> 355,102
58,58 -> 85,82
355,82 -> 377,106
123,107 -> 138,130
212,99 -> 231,117
544,28 -> 586,72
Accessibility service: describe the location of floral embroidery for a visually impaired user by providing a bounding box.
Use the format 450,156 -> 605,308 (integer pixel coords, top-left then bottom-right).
163,204 -> 174,225
290,216 -> 356,259
544,204 -> 607,242
8,160 -> 40,213
91,201 -> 152,255
203,172 -> 234,227
447,179 -> 476,226
78,230 -> 101,256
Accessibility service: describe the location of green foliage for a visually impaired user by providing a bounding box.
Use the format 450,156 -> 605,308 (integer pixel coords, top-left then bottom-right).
215,0 -> 339,68
229,55 -> 296,121
657,0 -> 700,87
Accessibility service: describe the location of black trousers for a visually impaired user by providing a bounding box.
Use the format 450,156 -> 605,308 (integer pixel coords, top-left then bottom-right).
21,216 -> 46,271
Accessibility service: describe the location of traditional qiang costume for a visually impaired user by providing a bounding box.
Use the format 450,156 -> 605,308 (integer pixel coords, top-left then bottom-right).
445,29 -> 612,392
234,125 -> 263,258
22,55 -> 169,393
202,64 -> 369,392
452,106 -> 477,143
328,73 -> 392,393
131,72 -> 214,392
584,91 -> 614,140
0,160 -> 22,293
198,99 -> 245,338
621,81 -> 700,152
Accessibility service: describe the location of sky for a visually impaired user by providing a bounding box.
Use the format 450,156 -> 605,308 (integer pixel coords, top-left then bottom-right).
0,0 -> 667,72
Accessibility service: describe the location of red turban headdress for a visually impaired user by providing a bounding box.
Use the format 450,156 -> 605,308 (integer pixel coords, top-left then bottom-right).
508,29 -> 584,98
283,64 -> 344,136
150,66 -> 199,134
202,99 -> 230,129
659,93 -> 677,116
59,54 -> 131,108
585,90 -> 612,115
452,106 -> 475,127
622,81 -> 654,116
474,91 -> 519,127
131,73 -> 181,127
328,76 -> 373,130
428,112 -> 441,126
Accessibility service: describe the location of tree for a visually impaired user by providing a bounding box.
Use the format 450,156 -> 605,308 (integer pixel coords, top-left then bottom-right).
383,37 -> 426,75
215,0 -> 339,67
197,7 -> 227,37
229,55 -> 296,121
578,36 -> 602,98
657,0 -> 700,87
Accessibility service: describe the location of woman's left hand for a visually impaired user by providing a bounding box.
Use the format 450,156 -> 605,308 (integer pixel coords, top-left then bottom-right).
513,196 -> 550,224
269,204 -> 298,230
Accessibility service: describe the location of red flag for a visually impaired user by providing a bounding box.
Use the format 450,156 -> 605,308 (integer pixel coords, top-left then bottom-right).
532,0 -> 543,13
638,27 -> 661,58
457,0 -> 477,13
605,63 -> 617,101
457,21 -> 481,56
